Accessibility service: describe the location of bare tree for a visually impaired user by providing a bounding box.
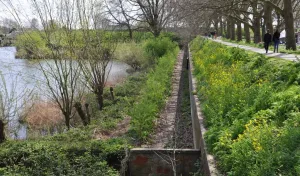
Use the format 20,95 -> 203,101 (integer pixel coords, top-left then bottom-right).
29,0 -> 84,130
76,0 -> 116,110
0,73 -> 33,143
105,0 -> 135,39
127,0 -> 177,37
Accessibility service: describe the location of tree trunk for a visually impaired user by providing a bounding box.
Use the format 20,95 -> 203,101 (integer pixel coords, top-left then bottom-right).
97,87 -> 104,110
214,19 -> 219,36
264,2 -> 273,34
75,102 -> 89,126
253,16 -> 261,43
0,119 -> 5,143
226,20 -> 231,39
276,13 -> 281,29
230,20 -> 235,40
65,113 -> 70,130
237,22 -> 242,41
283,0 -> 296,50
251,0 -> 262,43
244,24 -> 251,43
128,26 -> 133,39
220,17 -> 224,37
152,23 -> 161,37
261,18 -> 266,40
85,103 -> 91,124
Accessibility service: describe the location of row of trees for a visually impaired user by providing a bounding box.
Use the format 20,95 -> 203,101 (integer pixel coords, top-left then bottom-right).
104,0 -> 180,38
105,0 -> 300,51
184,0 -> 300,50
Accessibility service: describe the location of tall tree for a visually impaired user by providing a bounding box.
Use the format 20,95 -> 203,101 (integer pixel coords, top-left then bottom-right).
77,0 -> 116,110
265,0 -> 297,50
105,0 -> 134,39
128,0 -> 176,37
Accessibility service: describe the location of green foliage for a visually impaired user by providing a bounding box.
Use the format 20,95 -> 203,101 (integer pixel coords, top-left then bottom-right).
0,132 -> 128,176
15,31 -> 50,59
191,37 -> 300,175
143,36 -> 178,60
129,38 -> 179,141
115,42 -> 149,70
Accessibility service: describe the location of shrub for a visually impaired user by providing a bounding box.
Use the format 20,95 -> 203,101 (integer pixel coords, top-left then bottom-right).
143,36 -> 178,60
115,42 -> 148,70
0,136 -> 127,176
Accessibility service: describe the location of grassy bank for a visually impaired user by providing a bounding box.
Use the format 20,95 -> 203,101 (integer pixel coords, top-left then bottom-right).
191,37 -> 300,176
0,36 -> 179,175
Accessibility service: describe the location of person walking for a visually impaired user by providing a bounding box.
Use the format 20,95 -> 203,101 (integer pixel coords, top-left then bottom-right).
211,31 -> 215,39
263,29 -> 272,53
273,30 -> 280,53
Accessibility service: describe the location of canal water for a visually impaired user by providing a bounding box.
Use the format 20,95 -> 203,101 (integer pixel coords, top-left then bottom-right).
0,47 -> 129,139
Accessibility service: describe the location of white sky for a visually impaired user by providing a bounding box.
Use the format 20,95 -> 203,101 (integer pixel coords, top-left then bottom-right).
0,0 -> 36,27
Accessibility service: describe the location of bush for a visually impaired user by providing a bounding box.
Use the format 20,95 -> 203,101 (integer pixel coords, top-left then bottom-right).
15,31 -> 50,59
0,135 -> 128,176
115,42 -> 148,70
191,37 -> 300,175
143,36 -> 178,60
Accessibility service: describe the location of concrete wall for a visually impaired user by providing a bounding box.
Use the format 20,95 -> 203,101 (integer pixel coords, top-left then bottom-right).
127,148 -> 201,176
187,46 -> 221,176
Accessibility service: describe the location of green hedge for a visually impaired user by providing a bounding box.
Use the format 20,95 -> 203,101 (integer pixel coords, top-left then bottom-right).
0,130 -> 127,176
191,37 -> 300,176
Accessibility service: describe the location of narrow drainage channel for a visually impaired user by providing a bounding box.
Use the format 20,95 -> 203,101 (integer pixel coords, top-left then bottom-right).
127,47 -> 203,176
167,46 -> 193,149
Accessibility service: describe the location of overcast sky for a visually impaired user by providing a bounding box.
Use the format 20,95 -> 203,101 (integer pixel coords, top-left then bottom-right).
0,0 -> 35,26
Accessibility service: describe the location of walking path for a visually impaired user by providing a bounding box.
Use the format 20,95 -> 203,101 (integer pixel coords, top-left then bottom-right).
213,39 -> 300,61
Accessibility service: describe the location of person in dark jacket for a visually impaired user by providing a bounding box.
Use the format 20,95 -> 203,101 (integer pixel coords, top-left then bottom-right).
263,29 -> 272,53
273,30 -> 280,53
211,31 -> 216,39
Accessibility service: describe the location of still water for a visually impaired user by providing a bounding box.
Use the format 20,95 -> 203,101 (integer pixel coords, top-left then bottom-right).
0,47 -> 129,139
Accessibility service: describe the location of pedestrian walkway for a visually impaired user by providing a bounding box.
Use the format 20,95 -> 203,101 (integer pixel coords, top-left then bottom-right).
213,39 -> 300,62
